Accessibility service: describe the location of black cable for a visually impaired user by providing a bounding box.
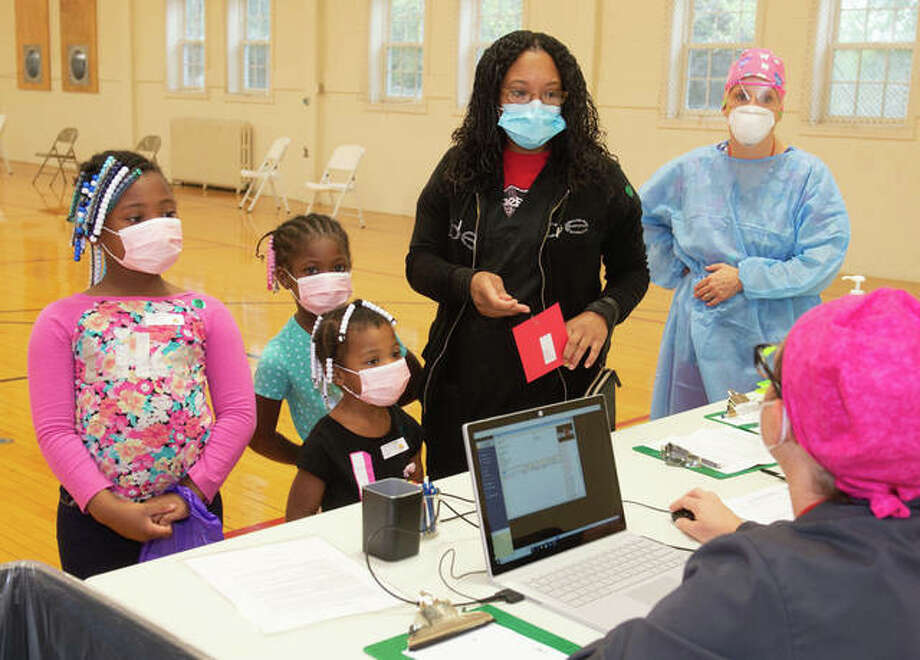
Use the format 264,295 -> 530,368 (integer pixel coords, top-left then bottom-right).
438,491 -> 475,504
364,525 -> 516,609
437,548 -> 489,605
622,499 -> 672,514
439,500 -> 479,528
623,501 -> 697,552
364,525 -> 418,605
640,535 -> 696,553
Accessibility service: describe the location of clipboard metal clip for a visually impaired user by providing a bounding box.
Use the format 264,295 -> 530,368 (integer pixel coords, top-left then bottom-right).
726,390 -> 762,419
407,593 -> 494,650
661,442 -> 721,471
726,390 -> 749,417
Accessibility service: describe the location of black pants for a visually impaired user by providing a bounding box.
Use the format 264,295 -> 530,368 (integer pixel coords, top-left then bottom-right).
56,487 -> 223,580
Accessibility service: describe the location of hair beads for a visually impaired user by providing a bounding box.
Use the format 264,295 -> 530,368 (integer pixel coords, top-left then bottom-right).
66,151 -> 154,284
310,314 -> 324,390
264,235 -> 277,291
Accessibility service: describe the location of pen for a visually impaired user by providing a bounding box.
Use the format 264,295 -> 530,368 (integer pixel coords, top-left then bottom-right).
423,477 -> 435,532
760,467 -> 787,481
699,456 -> 721,470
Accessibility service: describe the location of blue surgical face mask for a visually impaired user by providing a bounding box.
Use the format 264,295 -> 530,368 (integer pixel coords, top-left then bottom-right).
497,100 -> 567,150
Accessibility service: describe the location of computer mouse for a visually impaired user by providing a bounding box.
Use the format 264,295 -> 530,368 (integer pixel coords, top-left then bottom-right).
671,508 -> 695,522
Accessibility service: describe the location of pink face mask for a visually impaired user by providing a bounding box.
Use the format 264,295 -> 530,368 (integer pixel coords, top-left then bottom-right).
337,357 -> 410,407
103,217 -> 183,274
287,271 -> 352,315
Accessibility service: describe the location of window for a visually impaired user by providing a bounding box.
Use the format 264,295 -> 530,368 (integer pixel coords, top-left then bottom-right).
457,0 -> 523,106
666,0 -> 760,117
166,0 -> 206,91
369,0 -> 425,102
813,0 -> 919,122
228,0 -> 271,94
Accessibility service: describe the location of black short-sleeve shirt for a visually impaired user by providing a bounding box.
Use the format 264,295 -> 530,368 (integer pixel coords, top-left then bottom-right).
296,407 -> 424,512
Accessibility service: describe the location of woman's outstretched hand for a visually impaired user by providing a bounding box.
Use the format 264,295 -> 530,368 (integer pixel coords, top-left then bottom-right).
470,271 -> 530,317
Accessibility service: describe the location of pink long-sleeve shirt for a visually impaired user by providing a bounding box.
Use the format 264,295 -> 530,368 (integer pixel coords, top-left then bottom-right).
28,292 -> 256,511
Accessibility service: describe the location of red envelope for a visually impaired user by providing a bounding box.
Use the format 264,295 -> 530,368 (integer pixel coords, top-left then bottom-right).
512,303 -> 568,383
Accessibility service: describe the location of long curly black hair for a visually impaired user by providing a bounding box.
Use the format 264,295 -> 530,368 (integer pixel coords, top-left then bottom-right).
444,30 -> 613,193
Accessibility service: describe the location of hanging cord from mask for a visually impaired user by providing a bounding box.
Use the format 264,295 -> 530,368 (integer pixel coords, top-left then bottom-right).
364,526 -> 522,607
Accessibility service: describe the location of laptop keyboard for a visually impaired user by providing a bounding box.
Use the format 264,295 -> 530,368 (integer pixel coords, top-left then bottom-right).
526,536 -> 685,608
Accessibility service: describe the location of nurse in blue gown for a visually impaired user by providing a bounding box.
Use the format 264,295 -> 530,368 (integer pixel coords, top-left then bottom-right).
641,48 -> 850,418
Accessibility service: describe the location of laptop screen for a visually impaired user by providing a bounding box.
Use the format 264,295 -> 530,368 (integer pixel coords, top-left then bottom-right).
464,395 -> 626,576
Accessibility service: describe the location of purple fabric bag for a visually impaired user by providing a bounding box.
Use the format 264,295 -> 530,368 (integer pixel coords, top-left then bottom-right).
138,485 -> 224,562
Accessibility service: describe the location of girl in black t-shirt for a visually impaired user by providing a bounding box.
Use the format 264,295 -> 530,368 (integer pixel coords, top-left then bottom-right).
286,300 -> 423,518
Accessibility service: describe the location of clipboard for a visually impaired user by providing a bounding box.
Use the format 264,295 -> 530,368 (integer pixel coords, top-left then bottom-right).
363,604 -> 580,659
631,446 -> 776,480
704,411 -> 760,435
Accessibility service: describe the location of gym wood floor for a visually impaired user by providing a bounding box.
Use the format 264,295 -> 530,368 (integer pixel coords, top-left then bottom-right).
2,162 -> 916,568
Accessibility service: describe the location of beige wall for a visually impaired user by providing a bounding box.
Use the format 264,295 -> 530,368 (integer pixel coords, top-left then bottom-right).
1,0 -> 918,280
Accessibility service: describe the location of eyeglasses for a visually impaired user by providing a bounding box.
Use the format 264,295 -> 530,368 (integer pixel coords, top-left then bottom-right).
754,343 -> 781,399
502,87 -> 568,106
727,83 -> 780,108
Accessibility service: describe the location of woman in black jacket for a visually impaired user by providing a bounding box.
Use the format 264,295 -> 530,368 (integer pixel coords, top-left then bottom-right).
406,30 -> 649,478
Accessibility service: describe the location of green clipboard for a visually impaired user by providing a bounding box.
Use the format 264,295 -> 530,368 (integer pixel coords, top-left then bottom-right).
704,411 -> 760,434
631,445 -> 776,479
363,604 -> 581,658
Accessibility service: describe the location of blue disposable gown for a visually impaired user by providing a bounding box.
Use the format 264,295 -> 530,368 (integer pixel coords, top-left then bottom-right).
641,145 -> 850,418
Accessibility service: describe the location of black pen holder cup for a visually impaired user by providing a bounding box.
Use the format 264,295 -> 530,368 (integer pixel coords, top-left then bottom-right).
362,478 -> 422,561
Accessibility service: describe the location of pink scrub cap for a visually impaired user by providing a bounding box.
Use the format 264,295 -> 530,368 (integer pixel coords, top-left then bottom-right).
724,48 -> 786,100
782,288 -> 920,519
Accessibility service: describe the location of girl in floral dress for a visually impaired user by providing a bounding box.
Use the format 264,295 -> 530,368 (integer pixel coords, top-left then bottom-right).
28,151 -> 256,578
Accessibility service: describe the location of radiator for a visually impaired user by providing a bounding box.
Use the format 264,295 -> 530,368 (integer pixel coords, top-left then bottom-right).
169,118 -> 253,190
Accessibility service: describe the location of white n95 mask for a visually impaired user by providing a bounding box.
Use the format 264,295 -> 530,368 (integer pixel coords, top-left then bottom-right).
728,106 -> 775,147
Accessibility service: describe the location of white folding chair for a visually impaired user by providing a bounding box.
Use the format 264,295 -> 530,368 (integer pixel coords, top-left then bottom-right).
33,127 -> 79,187
135,134 -> 162,165
0,115 -> 11,175
305,144 -> 366,227
239,136 -> 291,213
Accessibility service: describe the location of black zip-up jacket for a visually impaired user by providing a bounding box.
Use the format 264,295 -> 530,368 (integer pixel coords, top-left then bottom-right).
407,150 -> 649,416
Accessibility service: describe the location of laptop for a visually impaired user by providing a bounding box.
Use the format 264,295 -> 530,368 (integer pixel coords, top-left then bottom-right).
463,395 -> 687,632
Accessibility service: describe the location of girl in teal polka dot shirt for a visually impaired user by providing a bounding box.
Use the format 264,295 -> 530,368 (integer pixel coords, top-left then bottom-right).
250,214 -> 420,464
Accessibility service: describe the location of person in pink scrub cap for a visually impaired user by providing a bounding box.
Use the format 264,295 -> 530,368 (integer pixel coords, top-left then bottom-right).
572,288 -> 920,659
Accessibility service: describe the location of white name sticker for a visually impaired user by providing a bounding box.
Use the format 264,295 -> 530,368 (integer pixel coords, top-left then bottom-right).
144,312 -> 184,326
380,437 -> 410,461
539,332 -> 557,365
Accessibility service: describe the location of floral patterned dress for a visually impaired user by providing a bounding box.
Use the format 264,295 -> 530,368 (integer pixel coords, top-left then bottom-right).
72,298 -> 213,500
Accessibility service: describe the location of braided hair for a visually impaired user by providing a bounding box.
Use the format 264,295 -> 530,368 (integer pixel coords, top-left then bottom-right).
445,30 -> 614,193
255,214 -> 351,291
67,150 -> 161,285
310,299 -> 396,407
